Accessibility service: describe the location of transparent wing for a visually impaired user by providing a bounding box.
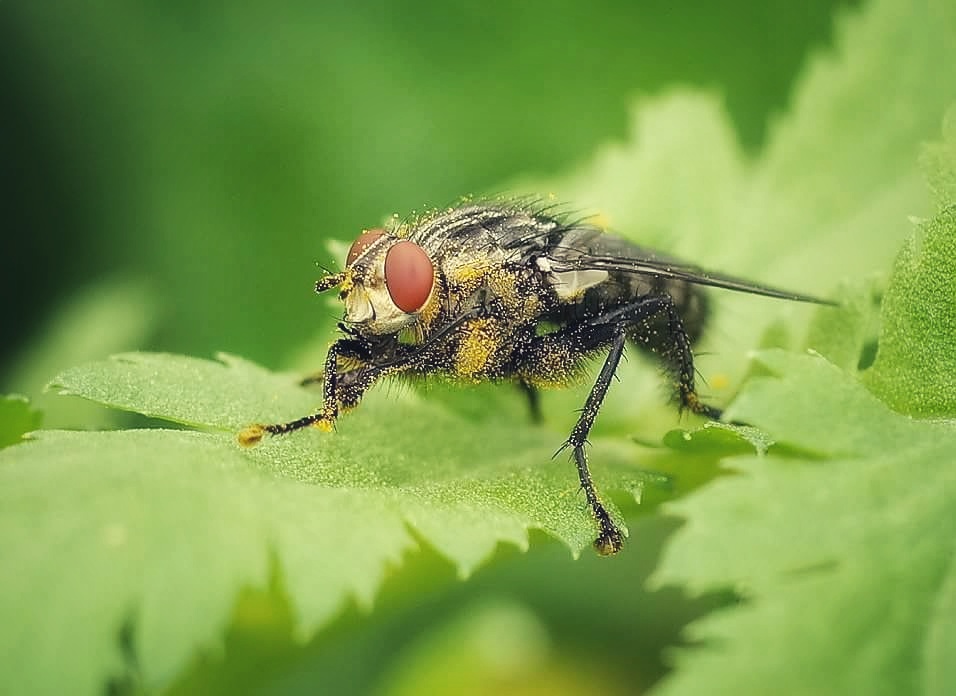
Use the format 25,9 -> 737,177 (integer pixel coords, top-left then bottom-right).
551,253 -> 832,304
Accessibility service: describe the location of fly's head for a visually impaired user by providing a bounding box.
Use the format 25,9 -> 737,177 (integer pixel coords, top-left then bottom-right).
316,229 -> 438,336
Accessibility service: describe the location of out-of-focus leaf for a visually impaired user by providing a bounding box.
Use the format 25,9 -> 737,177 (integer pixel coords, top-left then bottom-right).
0,394 -> 41,448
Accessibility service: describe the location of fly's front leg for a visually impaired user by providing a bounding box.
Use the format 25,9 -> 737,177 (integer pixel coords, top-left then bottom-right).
238,340 -> 361,446
240,310 -> 483,446
299,324 -> 369,387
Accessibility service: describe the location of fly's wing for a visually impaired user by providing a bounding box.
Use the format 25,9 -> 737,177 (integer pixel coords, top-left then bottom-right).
544,227 -> 834,305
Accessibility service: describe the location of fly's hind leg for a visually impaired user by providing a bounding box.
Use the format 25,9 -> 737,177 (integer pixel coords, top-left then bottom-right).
518,294 -> 723,554
628,295 -> 722,420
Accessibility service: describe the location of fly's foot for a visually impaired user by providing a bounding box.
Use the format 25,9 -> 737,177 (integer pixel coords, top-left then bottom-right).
592,503 -> 625,556
238,424 -> 266,447
681,389 -> 723,421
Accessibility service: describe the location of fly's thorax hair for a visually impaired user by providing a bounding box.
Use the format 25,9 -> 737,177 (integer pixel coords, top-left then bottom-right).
389,199 -> 575,320
404,201 -> 559,254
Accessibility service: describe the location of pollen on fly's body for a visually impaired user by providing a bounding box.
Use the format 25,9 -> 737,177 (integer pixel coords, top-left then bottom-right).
238,199 -> 833,555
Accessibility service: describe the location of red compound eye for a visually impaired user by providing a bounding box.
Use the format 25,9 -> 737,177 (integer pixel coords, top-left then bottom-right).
384,241 -> 434,313
346,229 -> 385,266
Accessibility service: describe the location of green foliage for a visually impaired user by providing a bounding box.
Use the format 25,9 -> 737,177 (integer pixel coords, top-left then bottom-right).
3,277 -> 156,430
3,0 -> 850,370
2,353 -> 660,694
651,103 -> 956,696
1,0 -> 955,695
654,348 -> 956,695
0,395 -> 41,449
864,206 -> 956,414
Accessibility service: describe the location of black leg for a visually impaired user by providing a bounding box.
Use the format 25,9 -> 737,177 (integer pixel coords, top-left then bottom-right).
299,373 -> 323,387
239,339 -> 349,445
519,294 -> 723,554
563,329 -> 628,555
240,309 -> 483,447
598,295 -> 721,419
518,379 -> 543,423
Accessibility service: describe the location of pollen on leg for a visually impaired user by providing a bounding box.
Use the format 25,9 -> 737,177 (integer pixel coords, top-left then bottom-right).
683,390 -> 702,412
312,417 -> 335,432
594,529 -> 624,556
591,503 -> 626,555
238,424 -> 266,447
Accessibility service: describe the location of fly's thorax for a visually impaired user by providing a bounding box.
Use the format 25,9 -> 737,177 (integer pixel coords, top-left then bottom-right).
440,244 -> 512,291
336,230 -> 439,336
438,245 -> 544,319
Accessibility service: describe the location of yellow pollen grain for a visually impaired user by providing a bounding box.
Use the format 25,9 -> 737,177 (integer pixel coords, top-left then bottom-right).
238,425 -> 265,447
339,269 -> 355,293
710,373 -> 730,390
455,318 -> 498,377
417,275 -> 443,330
448,260 -> 491,286
591,211 -> 611,230
313,417 -> 335,433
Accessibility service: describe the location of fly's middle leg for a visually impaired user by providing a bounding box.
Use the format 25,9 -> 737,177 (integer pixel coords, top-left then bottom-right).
564,330 -> 628,555
517,321 -> 631,554
518,294 -> 723,554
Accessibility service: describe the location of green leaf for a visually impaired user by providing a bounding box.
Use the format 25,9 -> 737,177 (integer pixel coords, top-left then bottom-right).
649,102 -> 956,691
49,352 -> 657,564
652,350 -> 956,696
0,395 -> 41,448
920,105 -> 956,207
2,353 -> 657,694
5,0 -> 956,692
643,1 -> 956,690
803,278 -> 882,372
863,195 -> 956,416
2,276 -> 156,430
517,0 -> 956,404
0,429 -> 412,695
661,422 -> 775,458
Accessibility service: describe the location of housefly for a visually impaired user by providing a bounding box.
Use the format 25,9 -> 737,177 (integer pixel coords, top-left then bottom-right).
239,200 -> 831,555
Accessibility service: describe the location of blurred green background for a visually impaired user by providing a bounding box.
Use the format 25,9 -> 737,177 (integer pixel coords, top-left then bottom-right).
2,0 -> 854,388
1,2 -> 856,693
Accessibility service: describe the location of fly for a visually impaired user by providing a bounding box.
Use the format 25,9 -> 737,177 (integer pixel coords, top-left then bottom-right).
239,200 -> 833,555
